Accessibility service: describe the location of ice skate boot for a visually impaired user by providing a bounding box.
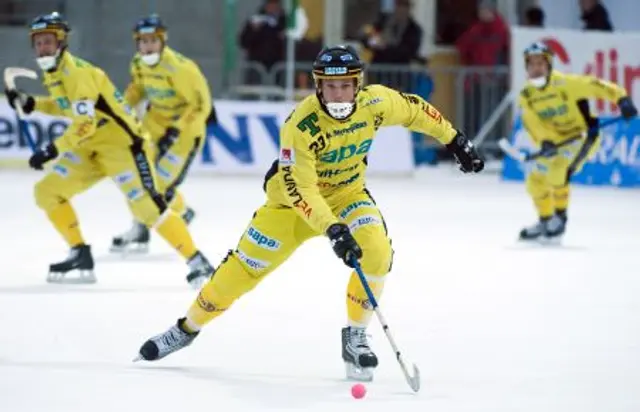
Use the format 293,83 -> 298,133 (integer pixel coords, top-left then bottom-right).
136,318 -> 199,361
342,326 -> 378,381
110,221 -> 150,254
48,244 -> 96,284
182,207 -> 196,225
185,251 -> 215,289
540,214 -> 566,244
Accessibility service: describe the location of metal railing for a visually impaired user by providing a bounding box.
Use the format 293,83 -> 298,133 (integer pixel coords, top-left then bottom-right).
224,62 -> 511,155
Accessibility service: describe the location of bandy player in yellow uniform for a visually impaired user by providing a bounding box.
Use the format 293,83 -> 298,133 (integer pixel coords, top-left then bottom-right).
4,12 -> 214,287
518,42 -> 637,242
111,15 -> 214,253
135,46 -> 484,381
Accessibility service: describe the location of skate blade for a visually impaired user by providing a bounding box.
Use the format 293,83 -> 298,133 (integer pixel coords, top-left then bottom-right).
110,244 -> 149,256
345,362 -> 374,382
539,236 -> 563,246
47,269 -> 96,284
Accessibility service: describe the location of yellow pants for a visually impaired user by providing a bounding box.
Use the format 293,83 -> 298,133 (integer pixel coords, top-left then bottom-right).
185,189 -> 394,329
142,112 -> 205,214
34,129 -> 198,259
526,137 -> 601,217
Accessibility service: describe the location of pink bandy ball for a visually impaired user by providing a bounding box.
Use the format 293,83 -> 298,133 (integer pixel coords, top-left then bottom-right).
351,383 -> 367,399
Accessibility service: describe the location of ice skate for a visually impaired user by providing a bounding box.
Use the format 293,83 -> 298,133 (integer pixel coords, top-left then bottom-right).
185,251 -> 215,289
342,326 -> 378,381
136,318 -> 199,361
182,207 -> 196,225
48,244 -> 96,284
110,221 -> 150,254
519,215 -> 566,244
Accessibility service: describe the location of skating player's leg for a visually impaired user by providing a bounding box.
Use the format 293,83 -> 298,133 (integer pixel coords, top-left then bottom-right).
33,149 -> 103,283
334,191 -> 393,381
104,138 -> 213,288
137,204 -> 318,361
155,135 -> 202,223
520,169 -> 557,241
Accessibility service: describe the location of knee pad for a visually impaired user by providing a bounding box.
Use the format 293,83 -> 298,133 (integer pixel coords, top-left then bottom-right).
197,251 -> 263,311
34,179 -> 63,211
525,172 -> 550,199
128,194 -> 166,227
359,240 -> 393,276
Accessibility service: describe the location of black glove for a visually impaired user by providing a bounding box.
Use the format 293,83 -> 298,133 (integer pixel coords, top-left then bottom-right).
539,140 -> 558,158
5,88 -> 35,114
326,223 -> 363,268
445,131 -> 484,173
157,127 -> 179,158
617,96 -> 638,120
28,143 -> 58,170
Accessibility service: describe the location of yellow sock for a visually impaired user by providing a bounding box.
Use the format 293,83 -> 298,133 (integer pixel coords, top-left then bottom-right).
186,253 -> 262,328
533,191 -> 554,218
169,191 -> 187,216
47,201 -> 84,246
553,185 -> 570,211
154,211 -> 197,259
346,271 -> 386,327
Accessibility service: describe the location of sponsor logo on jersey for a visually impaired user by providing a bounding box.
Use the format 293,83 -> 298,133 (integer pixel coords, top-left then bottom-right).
196,291 -> 223,312
282,166 -> 313,218
348,214 -> 382,232
126,188 -> 144,201
62,152 -> 81,163
55,97 -> 71,110
52,164 -> 68,177
320,139 -> 373,163
537,104 -> 568,119
339,200 -> 374,219
236,249 -> 270,271
361,97 -> 382,107
156,165 -> 172,181
279,147 -> 295,166
246,227 -> 281,251
331,121 -> 367,137
164,152 -> 182,165
317,163 -> 360,178
114,171 -> 134,185
317,173 -> 360,188
144,86 -> 176,99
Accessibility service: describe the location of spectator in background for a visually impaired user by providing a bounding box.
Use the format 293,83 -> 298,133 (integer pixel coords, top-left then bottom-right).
580,0 -> 613,31
360,0 -> 422,65
359,0 -> 423,91
523,6 -> 545,27
239,0 -> 286,85
455,0 -> 509,138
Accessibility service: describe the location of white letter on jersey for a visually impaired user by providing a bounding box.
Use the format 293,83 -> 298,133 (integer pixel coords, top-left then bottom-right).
72,99 -> 96,117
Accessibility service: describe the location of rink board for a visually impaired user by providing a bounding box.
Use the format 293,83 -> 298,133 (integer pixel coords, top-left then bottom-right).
0,98 -> 414,175
501,115 -> 640,187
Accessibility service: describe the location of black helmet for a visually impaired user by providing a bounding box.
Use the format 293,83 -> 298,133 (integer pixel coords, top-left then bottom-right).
312,45 -> 364,120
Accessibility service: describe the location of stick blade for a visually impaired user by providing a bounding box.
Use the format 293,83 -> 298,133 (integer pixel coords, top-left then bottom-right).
498,137 -> 526,162
3,67 -> 38,89
407,363 -> 421,392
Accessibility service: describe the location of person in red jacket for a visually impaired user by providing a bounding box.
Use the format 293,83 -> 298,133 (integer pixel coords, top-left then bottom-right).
455,1 -> 510,137
456,1 -> 509,67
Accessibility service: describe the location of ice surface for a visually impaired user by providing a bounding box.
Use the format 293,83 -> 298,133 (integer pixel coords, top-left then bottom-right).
1,167 -> 640,412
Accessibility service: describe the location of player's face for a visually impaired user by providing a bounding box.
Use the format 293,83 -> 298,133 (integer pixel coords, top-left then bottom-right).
321,78 -> 356,103
526,55 -> 549,79
32,33 -> 58,57
138,35 -> 162,54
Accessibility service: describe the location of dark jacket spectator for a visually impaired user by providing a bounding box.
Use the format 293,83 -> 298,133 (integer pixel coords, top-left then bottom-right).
361,0 -> 423,64
456,2 -> 509,66
524,6 -> 545,27
239,0 -> 286,74
580,0 -> 613,31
